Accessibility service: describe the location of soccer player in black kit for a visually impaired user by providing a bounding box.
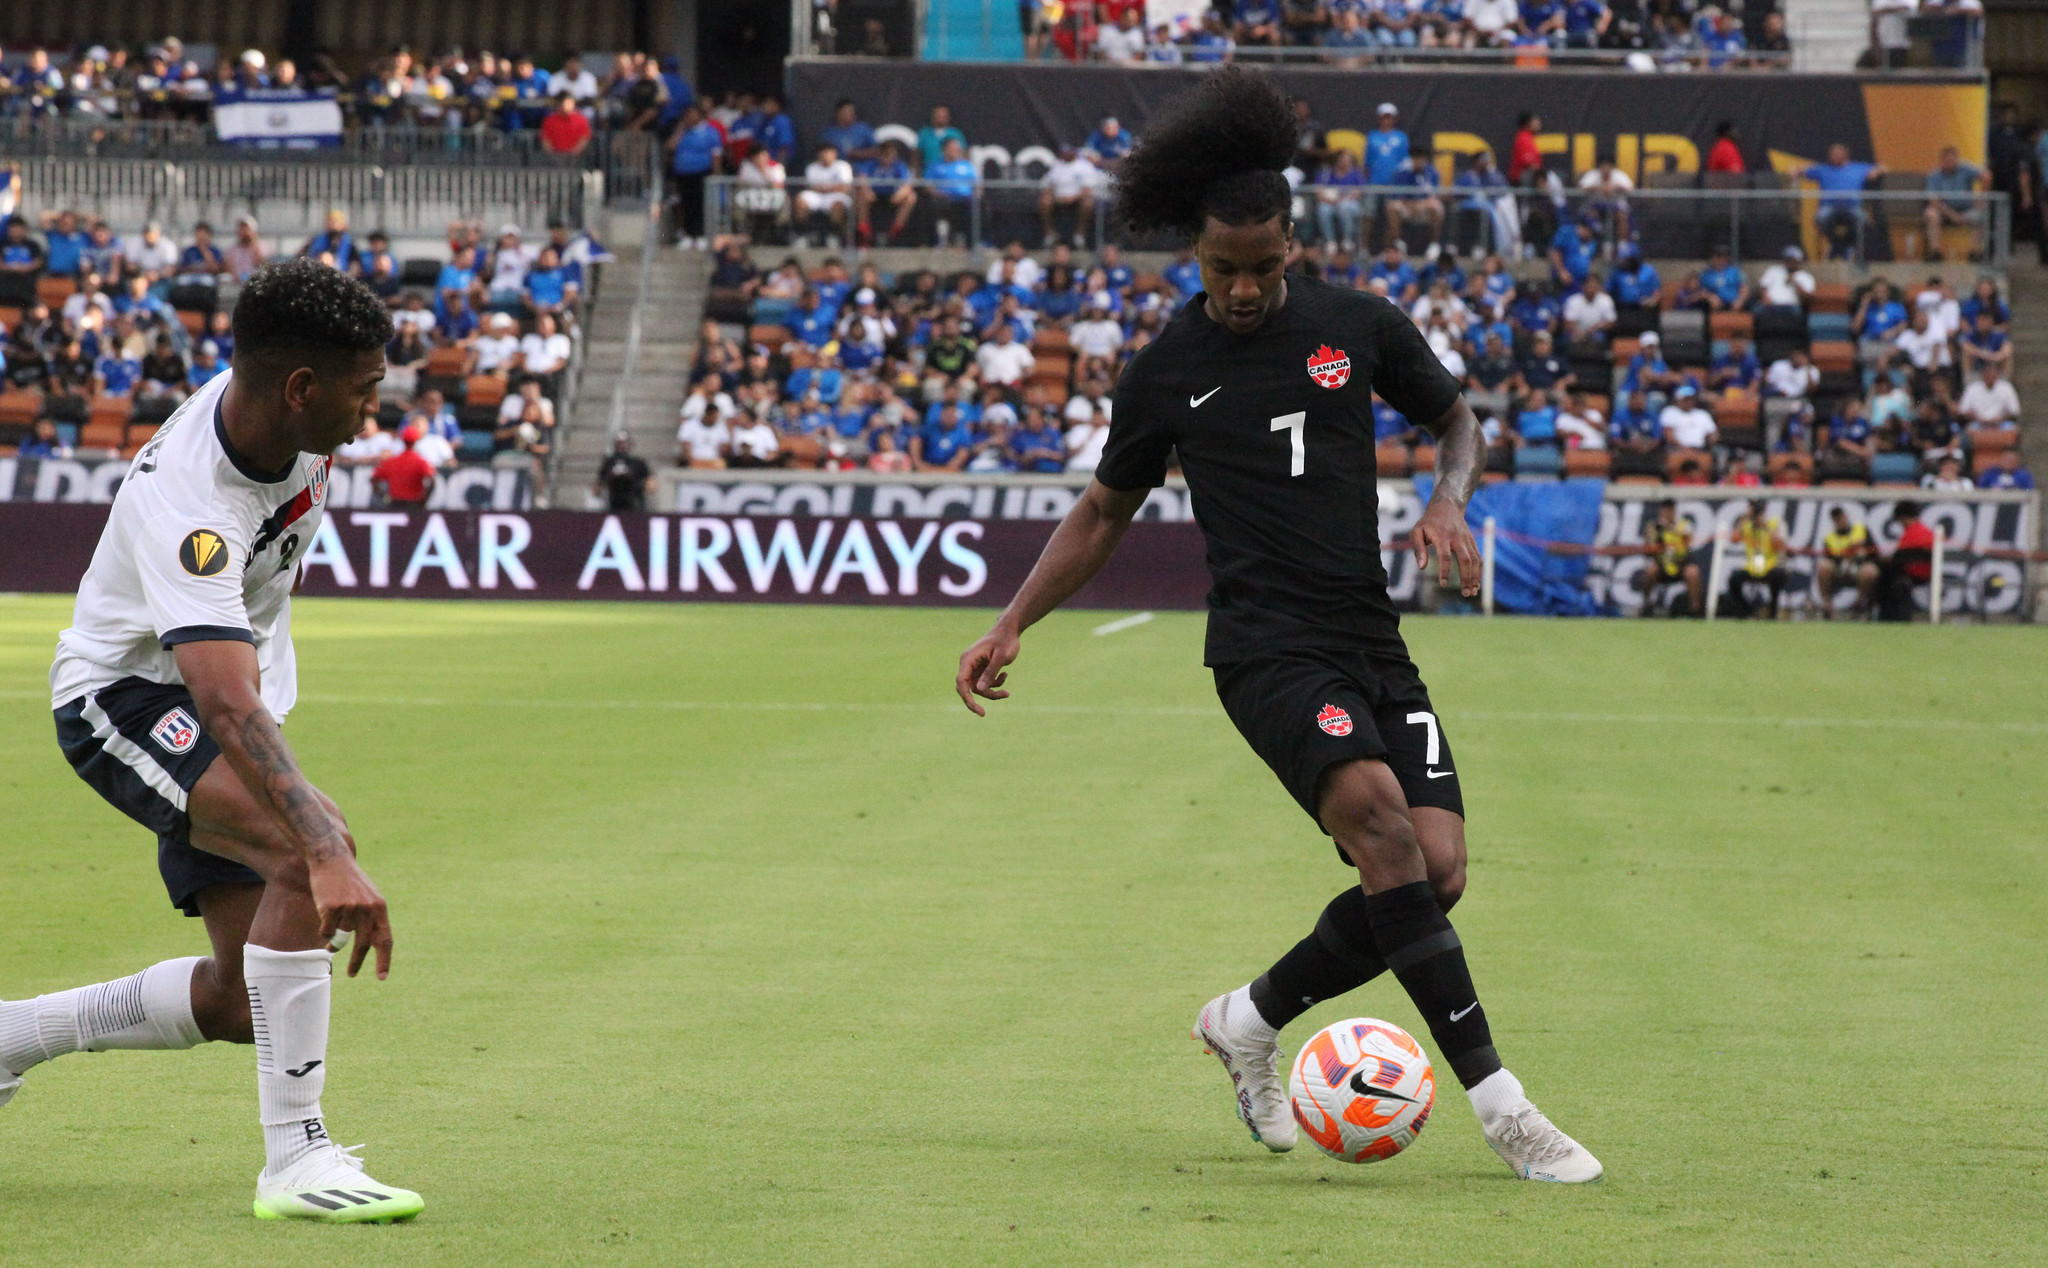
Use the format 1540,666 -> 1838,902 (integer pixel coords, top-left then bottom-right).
954,69 -> 1600,1183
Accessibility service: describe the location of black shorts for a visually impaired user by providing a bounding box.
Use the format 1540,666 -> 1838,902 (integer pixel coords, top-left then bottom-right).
54,676 -> 262,917
1213,649 -> 1465,847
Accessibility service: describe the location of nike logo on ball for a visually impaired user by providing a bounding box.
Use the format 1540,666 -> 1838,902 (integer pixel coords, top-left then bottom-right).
1348,1071 -> 1419,1103
1449,1003 -> 1479,1022
1427,768 -> 1454,779
1190,386 -> 1222,408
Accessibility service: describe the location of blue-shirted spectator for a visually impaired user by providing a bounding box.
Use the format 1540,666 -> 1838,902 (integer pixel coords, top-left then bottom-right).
1855,278 -> 1908,348
1804,143 -> 1887,259
300,210 -> 358,273
915,105 -> 966,172
1322,7 -> 1378,53
792,291 -> 839,349
926,138 -> 979,246
1709,339 -> 1761,394
41,211 -> 90,277
1011,407 -> 1069,473
1522,0 -> 1567,39
1960,311 -> 2010,376
757,96 -> 796,166
1921,146 -> 1985,262
1977,450 -> 2036,490
1236,0 -> 1284,43
785,358 -> 844,405
1187,13 -> 1236,61
1960,277 -> 2010,329
1516,391 -> 1560,444
1549,218 -> 1599,286
819,100 -> 879,170
1700,247 -> 1748,310
1511,290 -> 1560,339
1563,0 -> 1609,45
914,403 -> 976,471
1165,247 -> 1203,302
1609,389 -> 1663,450
1316,150 -> 1370,250
1700,12 -> 1747,66
1367,243 -> 1418,303
96,352 -> 143,396
186,341 -> 226,390
1373,397 -> 1414,442
1373,0 -> 1421,46
435,246 -> 477,301
1364,105 -> 1410,185
657,59 -> 693,133
1608,245 -> 1662,309
1085,117 -> 1133,164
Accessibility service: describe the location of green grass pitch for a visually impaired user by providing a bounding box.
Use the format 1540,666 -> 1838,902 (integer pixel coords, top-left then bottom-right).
0,593 -> 2043,1265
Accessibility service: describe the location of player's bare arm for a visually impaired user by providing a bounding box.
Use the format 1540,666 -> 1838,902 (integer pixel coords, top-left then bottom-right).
955,479 -> 1150,715
1414,397 -> 1485,597
176,638 -> 393,980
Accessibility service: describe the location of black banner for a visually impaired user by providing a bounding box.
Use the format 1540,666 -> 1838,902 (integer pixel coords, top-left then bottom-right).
786,61 -> 1985,182
0,505 -> 1212,609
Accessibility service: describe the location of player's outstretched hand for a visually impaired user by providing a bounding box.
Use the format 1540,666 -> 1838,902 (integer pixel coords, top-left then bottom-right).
1414,498 -> 1483,597
955,625 -> 1021,716
309,855 -> 394,980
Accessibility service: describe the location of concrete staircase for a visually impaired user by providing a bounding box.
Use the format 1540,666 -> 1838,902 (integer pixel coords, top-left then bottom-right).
559,239 -> 709,503
2004,264 -> 2048,460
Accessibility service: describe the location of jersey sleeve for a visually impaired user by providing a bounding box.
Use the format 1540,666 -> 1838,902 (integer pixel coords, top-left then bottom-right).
1366,300 -> 1465,428
132,488 -> 254,648
1094,352 -> 1177,492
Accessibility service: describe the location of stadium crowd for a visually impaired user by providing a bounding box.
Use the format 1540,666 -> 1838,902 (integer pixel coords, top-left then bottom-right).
0,204 -> 607,506
683,222 -> 2031,490
1039,0 -> 1792,66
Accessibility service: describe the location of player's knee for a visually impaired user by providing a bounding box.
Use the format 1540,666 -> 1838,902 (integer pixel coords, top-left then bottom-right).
1432,866 -> 1467,912
192,957 -> 255,1044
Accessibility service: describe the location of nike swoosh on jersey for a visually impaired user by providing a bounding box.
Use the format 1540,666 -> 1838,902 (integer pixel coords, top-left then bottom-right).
1426,768 -> 1454,779
1190,386 -> 1222,408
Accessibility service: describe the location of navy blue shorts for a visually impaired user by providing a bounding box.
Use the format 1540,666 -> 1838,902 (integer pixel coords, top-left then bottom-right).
54,676 -> 263,917
1213,649 -> 1466,849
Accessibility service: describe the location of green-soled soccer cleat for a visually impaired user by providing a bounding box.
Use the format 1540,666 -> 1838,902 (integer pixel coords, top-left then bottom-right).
252,1143 -> 424,1224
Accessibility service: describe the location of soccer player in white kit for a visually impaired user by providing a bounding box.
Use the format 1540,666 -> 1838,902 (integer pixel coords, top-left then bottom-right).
1,260 -> 423,1223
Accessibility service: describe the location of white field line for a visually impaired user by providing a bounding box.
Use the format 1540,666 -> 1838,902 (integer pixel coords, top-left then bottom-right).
5,689 -> 2042,733
1092,612 -> 1156,636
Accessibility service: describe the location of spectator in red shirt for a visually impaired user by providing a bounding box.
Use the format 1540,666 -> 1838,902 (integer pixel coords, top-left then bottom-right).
373,423 -> 438,507
1875,501 -> 1935,621
1707,122 -> 1745,174
1508,112 -> 1544,185
540,95 -> 593,156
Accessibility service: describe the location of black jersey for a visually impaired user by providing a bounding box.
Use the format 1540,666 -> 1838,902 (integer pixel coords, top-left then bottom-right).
1096,275 -> 1463,667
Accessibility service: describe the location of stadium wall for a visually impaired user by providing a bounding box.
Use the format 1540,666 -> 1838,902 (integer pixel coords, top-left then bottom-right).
785,61 -> 1989,179
2,482 -> 2033,617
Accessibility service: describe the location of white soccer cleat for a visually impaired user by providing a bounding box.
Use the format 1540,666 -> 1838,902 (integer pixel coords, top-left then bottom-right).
1192,991 -> 1296,1153
252,1142 -> 424,1223
1483,1100 -> 1603,1183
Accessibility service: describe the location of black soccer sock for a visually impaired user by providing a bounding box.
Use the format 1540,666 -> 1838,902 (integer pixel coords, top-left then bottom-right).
1363,881 -> 1503,1089
1247,889 -> 1389,1031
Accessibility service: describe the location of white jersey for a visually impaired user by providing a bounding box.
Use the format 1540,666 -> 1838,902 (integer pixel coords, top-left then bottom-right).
51,370 -> 328,722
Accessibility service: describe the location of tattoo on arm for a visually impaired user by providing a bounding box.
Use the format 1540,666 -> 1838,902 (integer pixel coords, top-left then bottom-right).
236,710 -> 350,861
1429,402 -> 1485,508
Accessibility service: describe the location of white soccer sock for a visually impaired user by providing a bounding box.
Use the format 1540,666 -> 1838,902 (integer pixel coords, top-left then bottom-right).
244,944 -> 336,1178
0,957 -> 205,1076
1466,1066 -> 1526,1126
1224,984 -> 1279,1045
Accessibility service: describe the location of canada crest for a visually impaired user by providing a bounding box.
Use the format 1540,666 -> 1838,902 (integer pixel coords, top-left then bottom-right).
1316,704 -> 1354,736
1307,344 -> 1351,389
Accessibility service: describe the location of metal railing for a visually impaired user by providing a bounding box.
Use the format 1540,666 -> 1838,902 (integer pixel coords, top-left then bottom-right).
6,155 -> 604,237
705,176 -> 2012,268
0,116 -> 660,203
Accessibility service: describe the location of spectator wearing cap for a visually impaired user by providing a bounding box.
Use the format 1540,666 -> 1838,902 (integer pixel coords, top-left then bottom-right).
300,209 -> 358,273
1658,384 -> 1718,450
186,340 -> 226,391
1364,104 -> 1410,210
374,423 -> 438,507
1040,144 -> 1099,249
1755,245 -> 1814,316
1803,143 -> 1886,259
1620,329 -> 1680,397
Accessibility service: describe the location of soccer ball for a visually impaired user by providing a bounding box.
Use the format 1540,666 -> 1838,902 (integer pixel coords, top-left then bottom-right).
1288,1018 -> 1436,1164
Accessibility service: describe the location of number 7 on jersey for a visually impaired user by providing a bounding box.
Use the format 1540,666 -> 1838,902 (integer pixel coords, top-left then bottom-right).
1270,411 -> 1306,477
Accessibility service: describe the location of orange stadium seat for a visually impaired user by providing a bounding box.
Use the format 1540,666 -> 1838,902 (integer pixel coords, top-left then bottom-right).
1809,283 -> 1852,314
36,276 -> 76,307
88,395 -> 135,427
0,306 -> 20,329
0,389 -> 42,425
1032,328 -> 1071,355
1610,338 -> 1641,366
1564,448 -> 1611,479
1412,445 -> 1437,473
464,375 -> 506,409
1709,311 -> 1754,339
1375,443 -> 1412,478
1767,452 -> 1813,486
124,422 -> 160,448
79,420 -> 126,451
1666,448 -> 1713,484
1971,428 -> 2018,456
748,324 -> 793,350
1809,341 -> 1855,374
424,346 -> 468,378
